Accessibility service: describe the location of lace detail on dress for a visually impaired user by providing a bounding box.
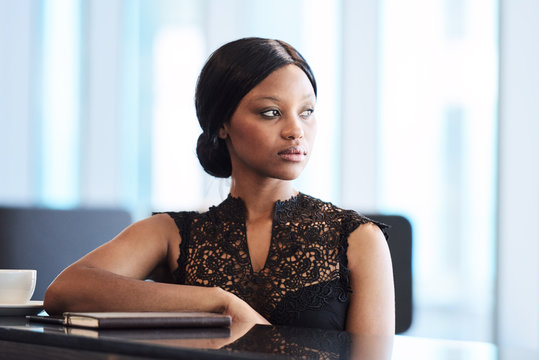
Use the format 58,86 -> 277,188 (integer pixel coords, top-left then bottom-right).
167,193 -> 383,328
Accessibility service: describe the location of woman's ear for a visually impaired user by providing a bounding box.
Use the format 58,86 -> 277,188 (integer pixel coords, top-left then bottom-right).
218,125 -> 228,139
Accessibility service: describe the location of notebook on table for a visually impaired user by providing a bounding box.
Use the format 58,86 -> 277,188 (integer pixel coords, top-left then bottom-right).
27,311 -> 232,329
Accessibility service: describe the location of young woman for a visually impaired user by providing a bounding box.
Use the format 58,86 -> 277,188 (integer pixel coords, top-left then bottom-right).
44,37 -> 395,335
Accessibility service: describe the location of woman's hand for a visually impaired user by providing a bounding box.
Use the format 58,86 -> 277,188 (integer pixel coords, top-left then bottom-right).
220,289 -> 271,325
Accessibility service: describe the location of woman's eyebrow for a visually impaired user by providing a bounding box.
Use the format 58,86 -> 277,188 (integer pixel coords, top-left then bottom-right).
253,94 -> 315,103
252,96 -> 281,103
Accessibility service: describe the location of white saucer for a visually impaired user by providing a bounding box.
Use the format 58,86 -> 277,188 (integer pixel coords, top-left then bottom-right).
0,300 -> 44,316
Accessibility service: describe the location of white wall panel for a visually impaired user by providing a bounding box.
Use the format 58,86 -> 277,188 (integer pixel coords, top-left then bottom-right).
497,0 -> 539,351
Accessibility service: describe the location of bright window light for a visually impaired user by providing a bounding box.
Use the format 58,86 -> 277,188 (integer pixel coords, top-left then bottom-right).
379,0 -> 498,341
40,0 -> 81,207
151,27 -> 205,211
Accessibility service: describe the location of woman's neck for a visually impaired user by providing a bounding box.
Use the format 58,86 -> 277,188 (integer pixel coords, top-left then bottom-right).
228,177 -> 297,221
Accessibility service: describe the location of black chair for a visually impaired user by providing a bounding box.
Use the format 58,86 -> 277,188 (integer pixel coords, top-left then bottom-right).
0,207 -> 132,300
364,214 -> 413,334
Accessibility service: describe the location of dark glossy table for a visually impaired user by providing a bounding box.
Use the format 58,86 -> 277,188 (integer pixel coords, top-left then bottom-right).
1,316 -> 375,360
0,316 -> 536,359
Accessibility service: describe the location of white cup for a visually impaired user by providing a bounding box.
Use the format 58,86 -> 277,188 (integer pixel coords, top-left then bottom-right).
0,269 -> 37,304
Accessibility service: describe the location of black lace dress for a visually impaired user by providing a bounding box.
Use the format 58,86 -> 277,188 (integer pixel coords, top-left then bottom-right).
163,193 -> 385,331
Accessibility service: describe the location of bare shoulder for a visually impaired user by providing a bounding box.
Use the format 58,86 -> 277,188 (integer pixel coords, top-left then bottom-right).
144,213 -> 182,271
345,221 -> 395,334
119,213 -> 181,264
136,213 -> 179,237
346,222 -> 390,269
119,213 -> 180,242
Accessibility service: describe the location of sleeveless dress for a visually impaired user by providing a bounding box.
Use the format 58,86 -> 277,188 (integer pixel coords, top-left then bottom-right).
162,193 -> 386,331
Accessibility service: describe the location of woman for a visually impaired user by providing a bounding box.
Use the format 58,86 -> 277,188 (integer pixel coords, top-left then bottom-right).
44,37 -> 395,335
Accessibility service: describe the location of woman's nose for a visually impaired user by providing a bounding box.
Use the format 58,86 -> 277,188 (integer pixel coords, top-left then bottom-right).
281,116 -> 304,140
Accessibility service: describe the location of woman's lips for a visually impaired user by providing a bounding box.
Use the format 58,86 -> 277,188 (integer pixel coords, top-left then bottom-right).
278,146 -> 307,162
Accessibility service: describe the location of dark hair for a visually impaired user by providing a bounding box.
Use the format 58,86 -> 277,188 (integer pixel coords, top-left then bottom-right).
195,37 -> 317,178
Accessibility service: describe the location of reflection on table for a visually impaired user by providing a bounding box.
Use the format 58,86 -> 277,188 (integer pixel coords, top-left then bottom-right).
0,316 -> 537,359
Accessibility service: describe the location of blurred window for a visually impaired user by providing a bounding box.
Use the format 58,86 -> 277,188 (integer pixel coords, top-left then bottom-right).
378,0 -> 498,341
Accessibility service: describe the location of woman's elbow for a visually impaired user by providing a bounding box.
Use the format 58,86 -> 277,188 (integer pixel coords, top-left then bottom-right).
43,269 -> 76,315
43,280 -> 66,315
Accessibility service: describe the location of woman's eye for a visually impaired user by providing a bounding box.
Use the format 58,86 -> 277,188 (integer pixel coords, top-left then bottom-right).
300,109 -> 314,118
261,109 -> 280,118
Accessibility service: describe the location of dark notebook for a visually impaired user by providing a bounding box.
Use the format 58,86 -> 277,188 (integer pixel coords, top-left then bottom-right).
29,311 -> 232,329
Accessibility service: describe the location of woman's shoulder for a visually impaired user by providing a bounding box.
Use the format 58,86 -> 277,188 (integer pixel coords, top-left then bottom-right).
151,195 -> 242,233
298,193 -> 389,238
153,210 -> 200,224
298,193 -> 367,221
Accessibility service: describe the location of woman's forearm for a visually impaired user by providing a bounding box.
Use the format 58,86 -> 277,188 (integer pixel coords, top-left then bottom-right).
43,265 -> 227,315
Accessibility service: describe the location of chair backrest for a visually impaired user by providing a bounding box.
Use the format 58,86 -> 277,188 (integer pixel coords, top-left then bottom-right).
0,207 -> 132,300
364,214 -> 413,334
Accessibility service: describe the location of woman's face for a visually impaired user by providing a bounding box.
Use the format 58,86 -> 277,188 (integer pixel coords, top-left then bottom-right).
220,64 -> 317,182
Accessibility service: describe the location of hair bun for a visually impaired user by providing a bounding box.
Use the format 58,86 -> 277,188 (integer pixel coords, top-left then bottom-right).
196,133 -> 232,178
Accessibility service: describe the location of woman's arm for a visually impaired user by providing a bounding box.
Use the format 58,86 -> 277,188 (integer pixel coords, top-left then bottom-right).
44,214 -> 269,325
345,222 -> 395,335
